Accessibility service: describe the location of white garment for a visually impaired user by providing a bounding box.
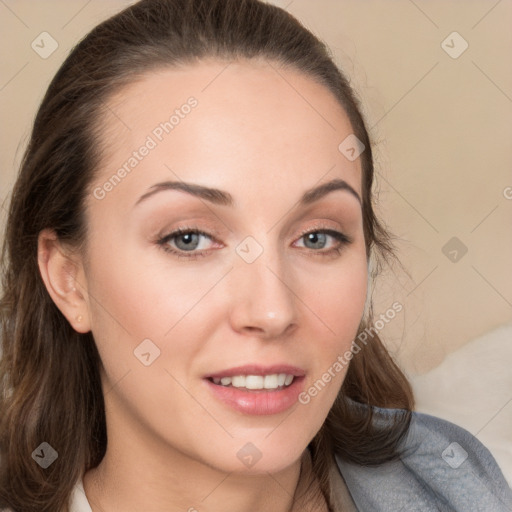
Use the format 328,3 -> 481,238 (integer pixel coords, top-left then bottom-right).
69,479 -> 92,512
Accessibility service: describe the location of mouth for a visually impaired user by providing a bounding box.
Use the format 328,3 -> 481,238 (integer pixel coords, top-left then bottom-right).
207,373 -> 296,391
203,365 -> 306,415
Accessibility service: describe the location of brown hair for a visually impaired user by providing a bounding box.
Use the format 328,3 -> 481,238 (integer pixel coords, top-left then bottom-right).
0,0 -> 413,510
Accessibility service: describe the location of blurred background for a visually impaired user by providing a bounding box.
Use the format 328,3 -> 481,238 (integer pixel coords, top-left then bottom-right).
1,0 -> 511,475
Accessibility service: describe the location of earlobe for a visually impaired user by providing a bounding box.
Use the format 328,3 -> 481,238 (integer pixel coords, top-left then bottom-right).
37,229 -> 91,333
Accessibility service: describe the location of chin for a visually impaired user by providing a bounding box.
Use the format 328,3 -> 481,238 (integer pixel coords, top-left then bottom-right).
193,426 -> 316,476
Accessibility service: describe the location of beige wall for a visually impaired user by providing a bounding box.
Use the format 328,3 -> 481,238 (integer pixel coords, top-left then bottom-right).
1,0 -> 511,375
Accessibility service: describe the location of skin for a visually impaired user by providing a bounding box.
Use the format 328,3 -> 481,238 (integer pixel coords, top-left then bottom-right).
38,59 -> 367,511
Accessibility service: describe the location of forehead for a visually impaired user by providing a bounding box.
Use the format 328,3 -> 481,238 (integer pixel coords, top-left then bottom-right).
91,59 -> 362,211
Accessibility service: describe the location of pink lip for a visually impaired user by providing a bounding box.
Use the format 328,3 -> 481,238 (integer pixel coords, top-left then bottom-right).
203,364 -> 306,416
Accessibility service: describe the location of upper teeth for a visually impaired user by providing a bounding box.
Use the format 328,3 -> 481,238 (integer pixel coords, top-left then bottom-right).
212,374 -> 294,390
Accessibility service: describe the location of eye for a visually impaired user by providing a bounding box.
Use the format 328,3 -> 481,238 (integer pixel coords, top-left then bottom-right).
294,228 -> 352,256
156,225 -> 352,260
156,227 -> 218,259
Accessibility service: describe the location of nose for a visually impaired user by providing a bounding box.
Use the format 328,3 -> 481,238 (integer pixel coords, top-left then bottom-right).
227,252 -> 298,340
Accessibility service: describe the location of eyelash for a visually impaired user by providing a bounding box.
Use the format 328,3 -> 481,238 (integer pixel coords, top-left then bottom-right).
156,225 -> 352,260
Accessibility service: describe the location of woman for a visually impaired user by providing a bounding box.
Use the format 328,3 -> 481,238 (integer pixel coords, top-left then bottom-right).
0,0 -> 510,510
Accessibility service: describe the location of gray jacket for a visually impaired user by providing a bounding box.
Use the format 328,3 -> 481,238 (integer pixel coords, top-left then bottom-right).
336,407 -> 512,511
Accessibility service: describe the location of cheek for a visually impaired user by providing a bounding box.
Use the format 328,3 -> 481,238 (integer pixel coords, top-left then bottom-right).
304,250 -> 368,341
83,249 -> 213,444
83,238 -> 231,390
297,250 -> 367,404
85,241 -> 207,337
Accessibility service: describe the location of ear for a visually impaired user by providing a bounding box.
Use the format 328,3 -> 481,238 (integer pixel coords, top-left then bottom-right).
37,228 -> 91,333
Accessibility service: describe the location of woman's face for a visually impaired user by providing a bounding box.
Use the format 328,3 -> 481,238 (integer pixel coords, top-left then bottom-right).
79,59 -> 367,474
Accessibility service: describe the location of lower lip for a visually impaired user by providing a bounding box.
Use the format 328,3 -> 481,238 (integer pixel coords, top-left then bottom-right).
204,377 -> 305,415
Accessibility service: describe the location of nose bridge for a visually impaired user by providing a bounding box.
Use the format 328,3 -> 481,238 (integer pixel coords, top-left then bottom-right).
228,238 -> 298,337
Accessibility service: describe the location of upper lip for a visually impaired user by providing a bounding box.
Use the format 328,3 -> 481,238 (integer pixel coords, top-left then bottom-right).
204,364 -> 306,380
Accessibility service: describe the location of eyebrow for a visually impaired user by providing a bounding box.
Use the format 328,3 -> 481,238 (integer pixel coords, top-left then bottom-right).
134,177 -> 361,208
